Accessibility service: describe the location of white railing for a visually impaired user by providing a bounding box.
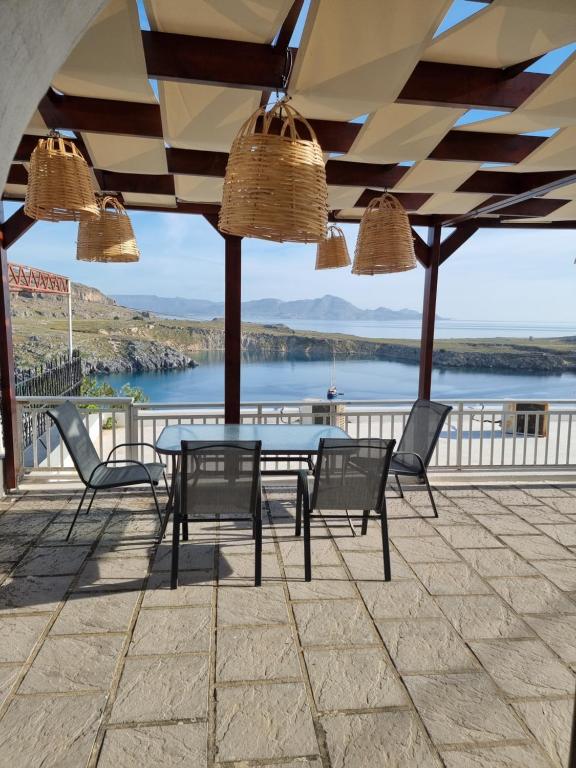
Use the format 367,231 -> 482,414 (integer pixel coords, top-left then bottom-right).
16,396 -> 576,475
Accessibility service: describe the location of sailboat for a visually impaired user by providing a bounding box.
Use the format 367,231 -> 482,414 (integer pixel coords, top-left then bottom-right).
327,349 -> 339,400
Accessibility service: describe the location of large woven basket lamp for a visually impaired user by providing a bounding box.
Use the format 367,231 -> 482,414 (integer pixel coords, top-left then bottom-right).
315,225 -> 351,270
77,196 -> 139,263
219,99 -> 328,243
24,133 -> 98,222
353,193 -> 416,275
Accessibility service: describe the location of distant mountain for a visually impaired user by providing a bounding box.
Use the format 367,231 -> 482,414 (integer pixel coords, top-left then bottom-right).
112,294 -> 441,322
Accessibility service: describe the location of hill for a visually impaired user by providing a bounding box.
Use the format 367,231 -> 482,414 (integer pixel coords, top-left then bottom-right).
112,293 -> 439,322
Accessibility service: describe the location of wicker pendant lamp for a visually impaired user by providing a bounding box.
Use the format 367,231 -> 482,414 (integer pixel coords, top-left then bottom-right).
219,98 -> 328,243
77,196 -> 139,263
353,193 -> 416,275
315,225 -> 351,270
24,132 -> 98,222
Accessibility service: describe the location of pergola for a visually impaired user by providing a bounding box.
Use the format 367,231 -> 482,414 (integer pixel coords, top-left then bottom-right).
2,0 -> 576,491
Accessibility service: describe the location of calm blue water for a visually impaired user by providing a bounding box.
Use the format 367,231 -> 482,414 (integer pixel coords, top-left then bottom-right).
183,317 -> 576,340
97,352 -> 576,403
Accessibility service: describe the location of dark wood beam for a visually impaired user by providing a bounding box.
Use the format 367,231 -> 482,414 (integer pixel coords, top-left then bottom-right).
457,169 -> 576,195
38,89 -> 163,138
439,224 -> 478,264
0,207 -> 20,489
355,189 -> 432,211
429,131 -> 545,163
418,225 -> 441,400
275,0 -> 305,50
411,227 -> 430,268
95,171 -> 175,196
478,196 -> 569,218
6,165 -> 28,186
124,202 -> 221,216
142,30 -> 290,90
2,206 -> 35,249
166,148 -> 229,178
326,161 -> 408,188
445,171 -> 576,226
224,235 -> 242,424
399,62 -> 546,110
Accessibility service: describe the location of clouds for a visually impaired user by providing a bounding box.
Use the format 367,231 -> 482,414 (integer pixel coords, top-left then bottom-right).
4,202 -> 575,322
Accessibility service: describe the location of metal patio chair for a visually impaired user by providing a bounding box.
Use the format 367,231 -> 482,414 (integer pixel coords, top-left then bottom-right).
295,438 -> 396,582
390,399 -> 452,517
47,401 -> 168,540
171,440 -> 262,589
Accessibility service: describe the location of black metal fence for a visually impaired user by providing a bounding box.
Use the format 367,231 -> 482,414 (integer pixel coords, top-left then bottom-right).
16,351 -> 82,449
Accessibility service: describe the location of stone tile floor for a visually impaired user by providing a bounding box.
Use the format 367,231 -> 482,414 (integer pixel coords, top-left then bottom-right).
0,481 -> 575,766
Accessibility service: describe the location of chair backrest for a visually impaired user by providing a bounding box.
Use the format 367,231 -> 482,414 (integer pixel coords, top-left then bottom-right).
179,441 -> 261,518
397,399 -> 452,468
47,401 -> 101,485
312,438 -> 395,512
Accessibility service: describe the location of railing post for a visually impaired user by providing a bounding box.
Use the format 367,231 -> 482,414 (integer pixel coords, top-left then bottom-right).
126,400 -> 137,460
455,402 -> 464,471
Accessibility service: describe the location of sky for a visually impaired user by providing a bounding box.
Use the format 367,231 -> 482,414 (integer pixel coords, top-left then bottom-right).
4,0 -> 576,323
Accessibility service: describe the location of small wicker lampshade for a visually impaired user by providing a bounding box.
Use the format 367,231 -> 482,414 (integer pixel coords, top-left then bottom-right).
353,193 -> 416,275
315,225 -> 351,270
24,134 -> 99,222
219,99 -> 328,243
77,196 -> 139,263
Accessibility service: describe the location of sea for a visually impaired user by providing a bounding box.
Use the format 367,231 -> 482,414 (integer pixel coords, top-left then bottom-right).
96,318 -> 576,403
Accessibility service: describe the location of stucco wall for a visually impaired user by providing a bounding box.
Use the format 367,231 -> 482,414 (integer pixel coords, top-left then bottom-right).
0,0 -> 108,194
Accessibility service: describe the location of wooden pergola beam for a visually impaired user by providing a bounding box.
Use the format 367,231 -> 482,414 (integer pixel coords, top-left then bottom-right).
0,210 -> 19,490
355,189 -> 433,211
418,224 -> 441,400
399,62 -> 546,110
2,206 -> 35,249
439,224 -> 478,264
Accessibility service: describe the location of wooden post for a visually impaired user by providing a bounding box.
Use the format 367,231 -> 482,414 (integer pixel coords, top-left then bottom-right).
418,224 -> 441,400
0,207 -> 20,490
224,235 -> 242,424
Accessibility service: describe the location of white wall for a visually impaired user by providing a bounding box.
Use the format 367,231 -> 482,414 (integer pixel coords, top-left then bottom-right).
0,0 -> 108,194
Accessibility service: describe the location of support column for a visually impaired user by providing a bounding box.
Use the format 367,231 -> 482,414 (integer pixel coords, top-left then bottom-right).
0,210 -> 20,490
224,235 -> 242,424
418,224 -> 441,400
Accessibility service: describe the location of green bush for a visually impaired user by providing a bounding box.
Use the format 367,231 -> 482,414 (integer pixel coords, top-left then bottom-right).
79,377 -> 149,427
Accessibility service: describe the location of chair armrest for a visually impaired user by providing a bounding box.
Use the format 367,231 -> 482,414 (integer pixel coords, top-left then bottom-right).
393,451 -> 426,473
87,459 -> 156,488
106,442 -> 165,465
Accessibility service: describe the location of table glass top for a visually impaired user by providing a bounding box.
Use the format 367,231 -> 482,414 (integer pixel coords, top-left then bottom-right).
155,423 -> 349,454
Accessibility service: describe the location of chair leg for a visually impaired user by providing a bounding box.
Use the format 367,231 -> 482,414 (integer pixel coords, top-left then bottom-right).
85,489 -> 98,515
150,482 -> 163,525
379,500 -> 392,582
295,482 -> 302,537
361,510 -> 369,535
162,470 -> 170,495
254,510 -> 262,587
304,503 -> 312,582
170,507 -> 180,589
395,474 -> 404,498
66,487 -> 88,541
422,470 -> 439,518
182,513 -> 189,541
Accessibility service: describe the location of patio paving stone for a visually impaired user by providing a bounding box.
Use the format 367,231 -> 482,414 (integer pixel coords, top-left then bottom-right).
0,483 -> 575,765
440,743 -> 553,768
410,562 -> 492,595
97,723 -> 207,768
0,614 -> 50,662
322,711 -> 442,767
436,595 -> 533,639
376,618 -> 478,673
541,497 -> 576,514
304,646 -> 408,710
469,638 -> 575,697
532,558 -> 576,590
488,576 -> 576,614
293,599 -> 379,647
110,654 -> 209,723
215,682 -> 317,762
499,536 -> 569,565
51,590 -> 139,634
216,625 -> 300,682
0,693 -> 106,767
513,699 -> 573,768
357,580 -> 442,619
403,672 -> 526,745
536,523 -> 576,545
14,545 -> 91,576
129,605 -> 211,655
19,633 -> 125,693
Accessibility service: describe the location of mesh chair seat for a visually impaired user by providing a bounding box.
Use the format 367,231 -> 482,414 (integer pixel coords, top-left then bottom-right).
390,455 -> 421,476
91,461 -> 165,489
